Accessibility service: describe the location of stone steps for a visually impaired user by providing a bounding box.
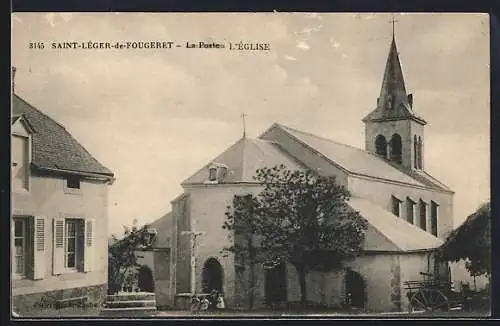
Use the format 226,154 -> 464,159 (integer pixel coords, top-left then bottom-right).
102,292 -> 157,316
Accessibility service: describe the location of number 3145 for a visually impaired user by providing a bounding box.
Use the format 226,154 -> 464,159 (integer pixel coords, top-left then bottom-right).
29,42 -> 45,49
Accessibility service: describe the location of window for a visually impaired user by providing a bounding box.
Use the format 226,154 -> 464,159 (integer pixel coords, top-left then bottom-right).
12,135 -> 30,191
406,198 -> 415,224
64,219 -> 82,270
375,135 -> 388,158
414,135 -> 418,169
419,200 -> 427,231
417,137 -> 423,169
391,196 -> 402,217
208,167 -> 217,181
386,94 -> 393,110
13,218 -> 28,276
390,134 -> 402,164
53,217 -> 95,275
431,201 -> 439,236
67,176 -> 81,189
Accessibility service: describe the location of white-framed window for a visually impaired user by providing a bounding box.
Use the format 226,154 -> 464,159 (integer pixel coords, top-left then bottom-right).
53,217 -> 95,275
64,219 -> 81,270
13,218 -> 27,277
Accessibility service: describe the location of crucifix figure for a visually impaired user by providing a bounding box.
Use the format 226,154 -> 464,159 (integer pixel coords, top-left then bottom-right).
241,113 -> 247,138
389,15 -> 399,38
181,231 -> 205,295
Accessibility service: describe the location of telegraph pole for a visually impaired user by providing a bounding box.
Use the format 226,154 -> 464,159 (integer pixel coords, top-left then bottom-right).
181,231 -> 205,295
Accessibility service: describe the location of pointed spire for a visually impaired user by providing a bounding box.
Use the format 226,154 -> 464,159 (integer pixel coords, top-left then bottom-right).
378,34 -> 409,111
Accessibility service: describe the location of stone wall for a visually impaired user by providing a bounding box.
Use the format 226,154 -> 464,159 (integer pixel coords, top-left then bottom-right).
13,283 -> 106,316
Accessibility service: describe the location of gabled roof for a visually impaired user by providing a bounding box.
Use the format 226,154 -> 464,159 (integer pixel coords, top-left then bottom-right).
362,37 -> 426,125
12,94 -> 114,179
182,137 -> 305,185
261,123 -> 450,192
349,197 -> 443,252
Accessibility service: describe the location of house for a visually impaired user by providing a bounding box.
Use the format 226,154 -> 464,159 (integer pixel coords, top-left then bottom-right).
11,92 -> 115,314
143,34 -> 455,312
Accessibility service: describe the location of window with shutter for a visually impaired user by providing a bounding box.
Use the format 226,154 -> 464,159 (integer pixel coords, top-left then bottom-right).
84,219 -> 96,272
13,218 -> 28,277
33,216 -> 46,280
52,218 -> 65,275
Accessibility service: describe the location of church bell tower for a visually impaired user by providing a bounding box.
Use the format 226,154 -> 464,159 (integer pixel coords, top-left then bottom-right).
363,26 -> 427,170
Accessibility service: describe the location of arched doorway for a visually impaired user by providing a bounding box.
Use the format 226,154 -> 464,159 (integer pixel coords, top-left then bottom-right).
137,264 -> 155,292
201,258 -> 224,293
345,270 -> 366,308
264,262 -> 287,305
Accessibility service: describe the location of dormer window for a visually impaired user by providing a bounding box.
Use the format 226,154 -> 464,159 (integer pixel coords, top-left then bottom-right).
11,115 -> 33,193
205,163 -> 229,184
386,95 -> 393,110
208,167 -> 218,182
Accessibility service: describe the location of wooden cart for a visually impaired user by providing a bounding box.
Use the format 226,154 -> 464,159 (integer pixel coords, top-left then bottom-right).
403,272 -> 467,312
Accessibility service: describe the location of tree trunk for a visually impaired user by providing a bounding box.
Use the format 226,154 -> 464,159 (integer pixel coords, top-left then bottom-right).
249,263 -> 255,309
248,244 -> 255,309
295,264 -> 308,304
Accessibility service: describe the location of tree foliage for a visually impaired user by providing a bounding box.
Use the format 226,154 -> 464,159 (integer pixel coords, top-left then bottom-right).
222,165 -> 368,304
222,194 -> 263,308
440,201 -> 491,277
108,220 -> 153,294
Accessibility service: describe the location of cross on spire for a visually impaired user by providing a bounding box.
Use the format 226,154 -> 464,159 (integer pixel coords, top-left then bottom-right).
241,113 -> 247,138
389,15 -> 399,39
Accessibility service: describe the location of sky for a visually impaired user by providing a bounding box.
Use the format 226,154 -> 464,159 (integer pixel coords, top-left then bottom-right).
11,13 -> 490,236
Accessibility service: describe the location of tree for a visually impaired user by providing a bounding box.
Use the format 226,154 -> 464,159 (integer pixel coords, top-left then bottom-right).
222,165 -> 368,305
440,201 -> 491,278
222,194 -> 262,309
108,220 -> 153,294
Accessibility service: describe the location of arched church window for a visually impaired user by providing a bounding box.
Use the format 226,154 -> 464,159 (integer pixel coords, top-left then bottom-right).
414,135 -> 418,169
375,135 -> 387,158
390,133 -> 402,164
417,137 -> 423,169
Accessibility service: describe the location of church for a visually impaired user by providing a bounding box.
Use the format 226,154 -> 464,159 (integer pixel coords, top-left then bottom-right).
142,32 -> 455,312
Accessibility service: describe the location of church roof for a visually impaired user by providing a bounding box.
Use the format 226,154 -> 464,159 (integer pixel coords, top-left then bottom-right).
12,94 -> 114,179
362,37 -> 426,125
181,137 -> 306,185
262,123 -> 450,192
149,212 -> 173,249
349,197 -> 443,252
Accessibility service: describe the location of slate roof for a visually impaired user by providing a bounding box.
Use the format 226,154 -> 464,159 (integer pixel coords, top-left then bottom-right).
264,123 -> 450,192
12,94 -> 114,179
349,197 -> 443,252
182,137 -> 306,185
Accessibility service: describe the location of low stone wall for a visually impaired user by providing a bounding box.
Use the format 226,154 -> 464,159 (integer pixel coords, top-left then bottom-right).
13,283 -> 106,315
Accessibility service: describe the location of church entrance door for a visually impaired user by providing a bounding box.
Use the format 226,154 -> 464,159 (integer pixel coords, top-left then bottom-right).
201,258 -> 224,293
264,263 -> 287,305
345,270 -> 366,308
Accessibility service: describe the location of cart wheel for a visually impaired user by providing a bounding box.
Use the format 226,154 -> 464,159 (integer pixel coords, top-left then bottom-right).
410,289 -> 450,313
